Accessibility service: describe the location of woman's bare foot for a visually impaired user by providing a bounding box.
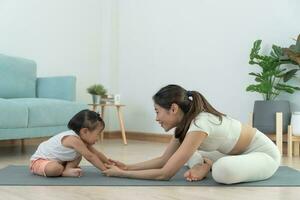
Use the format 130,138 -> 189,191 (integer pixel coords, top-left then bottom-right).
62,168 -> 82,177
184,158 -> 212,182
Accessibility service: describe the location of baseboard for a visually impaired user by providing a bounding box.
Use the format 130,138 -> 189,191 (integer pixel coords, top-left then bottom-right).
0,137 -> 47,146
0,131 -> 289,149
0,131 -> 172,147
104,131 -> 172,143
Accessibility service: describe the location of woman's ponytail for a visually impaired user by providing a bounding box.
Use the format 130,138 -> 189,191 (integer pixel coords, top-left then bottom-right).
153,85 -> 225,143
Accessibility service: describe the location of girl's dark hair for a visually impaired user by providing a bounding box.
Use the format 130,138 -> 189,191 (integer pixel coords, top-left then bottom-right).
67,109 -> 105,135
153,84 -> 225,143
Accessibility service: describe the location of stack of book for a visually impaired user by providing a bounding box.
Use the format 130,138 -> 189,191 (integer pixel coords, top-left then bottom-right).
101,94 -> 115,104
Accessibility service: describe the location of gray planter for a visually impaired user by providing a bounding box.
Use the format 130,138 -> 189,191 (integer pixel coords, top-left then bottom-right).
91,95 -> 100,104
253,100 -> 291,134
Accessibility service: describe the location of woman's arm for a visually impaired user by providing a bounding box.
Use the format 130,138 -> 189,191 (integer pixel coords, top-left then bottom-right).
104,131 -> 207,180
125,136 -> 180,170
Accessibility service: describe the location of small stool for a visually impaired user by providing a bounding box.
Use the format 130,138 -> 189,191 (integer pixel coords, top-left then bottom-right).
89,103 -> 127,145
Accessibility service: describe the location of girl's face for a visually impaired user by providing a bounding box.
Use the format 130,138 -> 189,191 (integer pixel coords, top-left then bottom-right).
154,103 -> 183,132
80,122 -> 104,145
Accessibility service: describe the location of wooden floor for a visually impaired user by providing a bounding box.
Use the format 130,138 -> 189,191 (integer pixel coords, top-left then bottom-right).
0,138 -> 300,200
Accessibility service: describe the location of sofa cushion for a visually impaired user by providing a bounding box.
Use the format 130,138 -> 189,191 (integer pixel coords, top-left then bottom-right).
0,98 -> 28,128
0,54 -> 37,98
37,76 -> 76,101
9,98 -> 87,127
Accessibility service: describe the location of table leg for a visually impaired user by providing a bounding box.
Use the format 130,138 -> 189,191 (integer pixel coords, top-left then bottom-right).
294,142 -> 300,156
116,107 -> 127,145
100,105 -> 105,142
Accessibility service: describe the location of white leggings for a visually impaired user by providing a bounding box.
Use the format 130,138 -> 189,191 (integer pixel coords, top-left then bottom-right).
187,130 -> 281,184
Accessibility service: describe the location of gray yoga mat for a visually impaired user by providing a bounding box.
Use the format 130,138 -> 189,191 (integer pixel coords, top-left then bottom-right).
0,165 -> 299,186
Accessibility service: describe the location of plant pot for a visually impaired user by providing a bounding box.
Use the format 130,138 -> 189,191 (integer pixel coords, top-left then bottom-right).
253,100 -> 291,134
91,95 -> 100,104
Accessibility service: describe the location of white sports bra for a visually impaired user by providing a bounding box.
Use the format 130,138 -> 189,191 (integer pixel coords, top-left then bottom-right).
187,112 -> 241,154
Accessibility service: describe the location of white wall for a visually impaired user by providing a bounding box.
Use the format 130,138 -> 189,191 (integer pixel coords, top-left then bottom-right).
1,0 -> 300,134
0,0 -> 105,103
114,0 -> 300,133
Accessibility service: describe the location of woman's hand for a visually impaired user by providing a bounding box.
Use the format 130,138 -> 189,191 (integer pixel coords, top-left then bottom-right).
103,165 -> 124,177
108,158 -> 128,170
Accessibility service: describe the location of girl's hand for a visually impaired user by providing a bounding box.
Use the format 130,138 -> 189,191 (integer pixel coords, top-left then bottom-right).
108,158 -> 128,170
105,159 -> 114,165
103,165 -> 124,177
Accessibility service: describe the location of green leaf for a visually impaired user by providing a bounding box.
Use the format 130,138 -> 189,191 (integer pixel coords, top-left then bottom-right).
255,77 -> 263,82
249,72 -> 261,77
283,69 -> 299,82
250,40 -> 262,60
87,84 -> 107,96
274,85 -> 294,94
277,83 -> 300,90
247,38 -> 300,99
272,45 -> 283,58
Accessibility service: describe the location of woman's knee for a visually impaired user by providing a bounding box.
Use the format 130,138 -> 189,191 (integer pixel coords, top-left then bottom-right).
211,154 -> 280,184
212,158 -> 238,184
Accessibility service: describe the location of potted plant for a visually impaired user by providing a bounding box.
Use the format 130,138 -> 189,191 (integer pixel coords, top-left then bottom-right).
246,39 -> 300,134
87,84 -> 107,104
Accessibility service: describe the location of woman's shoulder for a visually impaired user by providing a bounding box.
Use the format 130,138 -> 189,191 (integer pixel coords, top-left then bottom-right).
188,112 -> 217,134
195,112 -> 240,124
193,112 -> 235,126
194,112 -> 220,121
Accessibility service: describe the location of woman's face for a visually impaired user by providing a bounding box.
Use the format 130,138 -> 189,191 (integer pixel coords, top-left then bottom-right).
154,103 -> 183,132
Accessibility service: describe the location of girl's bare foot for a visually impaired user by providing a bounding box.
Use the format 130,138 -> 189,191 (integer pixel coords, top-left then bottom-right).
184,158 -> 212,182
62,168 -> 82,177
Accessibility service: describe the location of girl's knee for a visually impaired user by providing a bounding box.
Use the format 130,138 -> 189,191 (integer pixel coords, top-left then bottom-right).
44,163 -> 64,177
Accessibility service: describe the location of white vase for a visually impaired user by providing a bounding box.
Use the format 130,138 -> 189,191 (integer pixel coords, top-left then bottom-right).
291,112 -> 300,136
114,94 -> 121,104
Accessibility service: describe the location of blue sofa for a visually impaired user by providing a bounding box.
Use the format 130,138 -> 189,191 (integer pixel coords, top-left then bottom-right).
0,54 -> 87,140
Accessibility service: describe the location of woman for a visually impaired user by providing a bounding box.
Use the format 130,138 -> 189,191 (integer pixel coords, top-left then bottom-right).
103,84 -> 280,184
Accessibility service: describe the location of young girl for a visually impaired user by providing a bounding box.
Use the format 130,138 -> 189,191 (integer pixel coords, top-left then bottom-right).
103,84 -> 280,184
30,109 -> 112,177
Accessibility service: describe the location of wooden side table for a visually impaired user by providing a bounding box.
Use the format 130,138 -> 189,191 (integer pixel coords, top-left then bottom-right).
88,103 -> 127,145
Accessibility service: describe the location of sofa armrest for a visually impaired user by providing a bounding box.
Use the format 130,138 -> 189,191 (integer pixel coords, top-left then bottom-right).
37,76 -> 76,101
